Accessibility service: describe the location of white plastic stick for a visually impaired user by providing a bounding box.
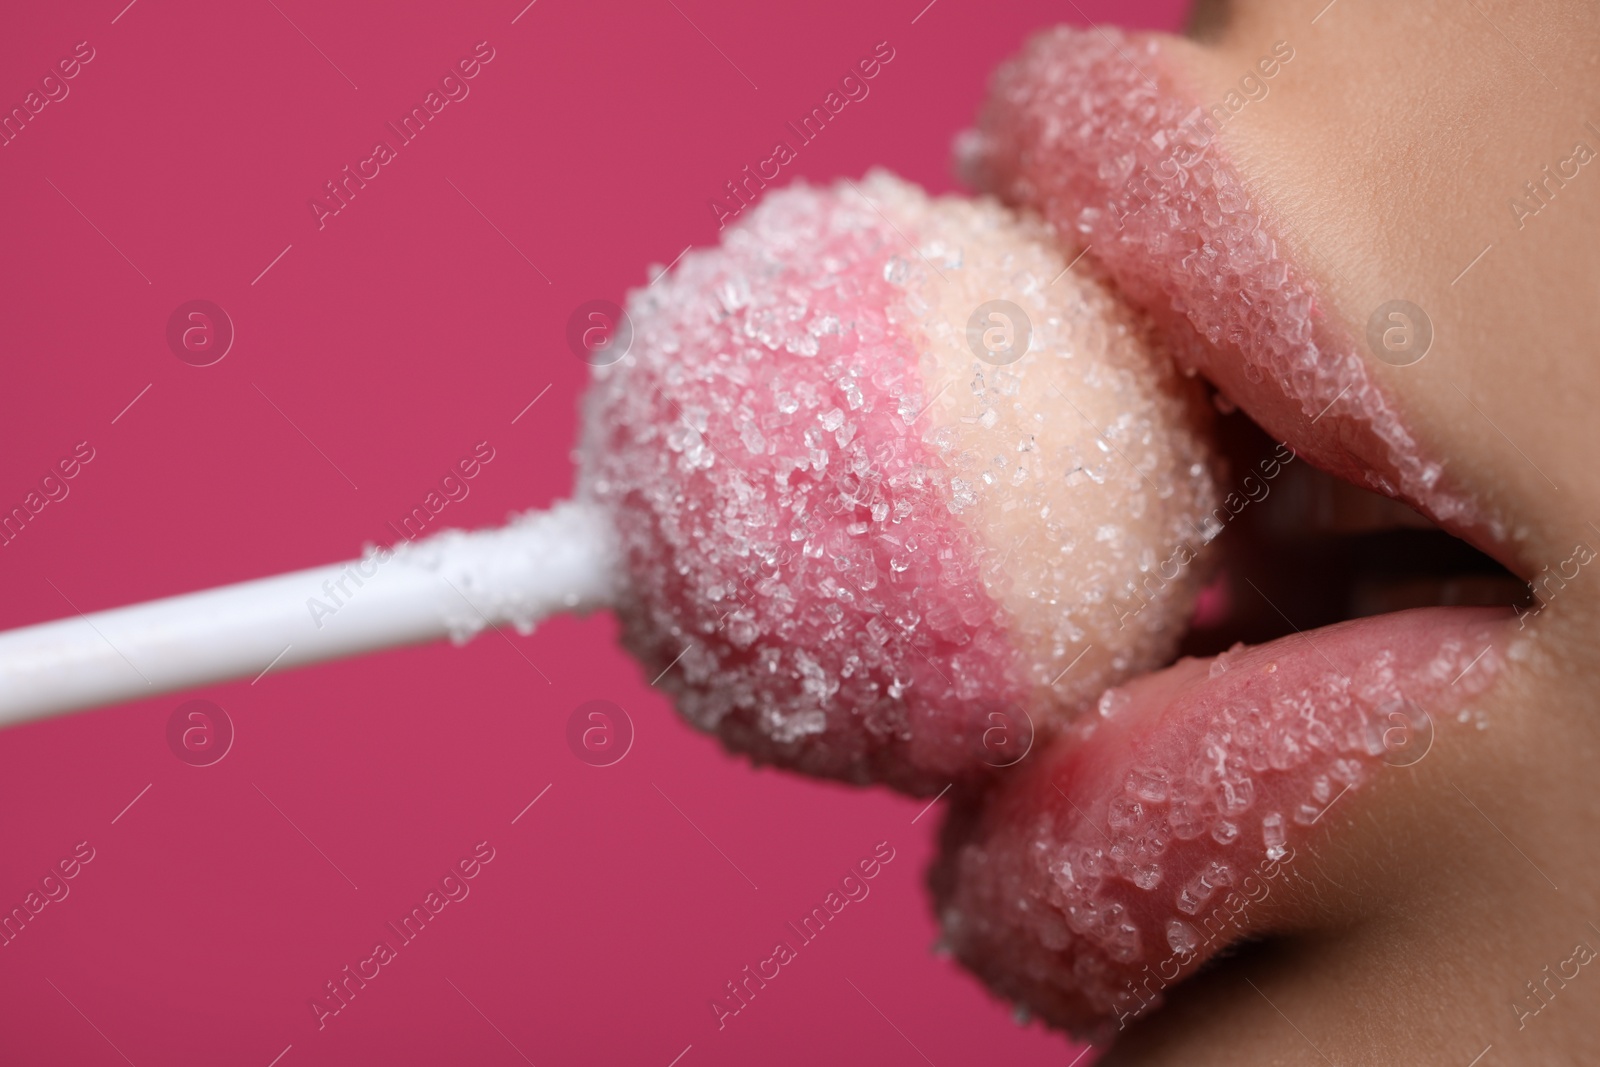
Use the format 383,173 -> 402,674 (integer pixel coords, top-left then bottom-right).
0,500 -> 617,727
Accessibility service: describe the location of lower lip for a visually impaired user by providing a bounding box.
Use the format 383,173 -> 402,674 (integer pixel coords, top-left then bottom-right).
932,604 -> 1509,1036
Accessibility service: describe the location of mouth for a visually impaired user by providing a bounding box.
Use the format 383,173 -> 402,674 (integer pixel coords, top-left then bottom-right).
932,23 -> 1529,1039
1178,410 -> 1524,661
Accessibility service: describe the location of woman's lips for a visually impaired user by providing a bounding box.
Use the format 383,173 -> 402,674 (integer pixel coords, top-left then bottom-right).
931,24 -> 1525,1038
931,606 -> 1509,1038
961,25 -> 1504,548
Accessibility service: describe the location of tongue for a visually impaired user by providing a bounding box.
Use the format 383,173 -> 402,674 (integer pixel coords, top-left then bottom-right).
930,605 -> 1510,1038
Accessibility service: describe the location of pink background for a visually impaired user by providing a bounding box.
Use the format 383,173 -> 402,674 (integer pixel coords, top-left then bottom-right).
0,0 -> 1185,1062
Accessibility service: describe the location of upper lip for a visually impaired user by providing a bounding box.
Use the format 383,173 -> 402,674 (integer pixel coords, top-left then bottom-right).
961,24 -> 1504,557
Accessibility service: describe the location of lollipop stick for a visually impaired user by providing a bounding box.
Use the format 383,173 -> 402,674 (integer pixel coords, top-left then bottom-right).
0,500 -> 616,727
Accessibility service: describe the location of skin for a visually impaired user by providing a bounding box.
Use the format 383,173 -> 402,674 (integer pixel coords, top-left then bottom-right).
1084,1 -> 1600,1063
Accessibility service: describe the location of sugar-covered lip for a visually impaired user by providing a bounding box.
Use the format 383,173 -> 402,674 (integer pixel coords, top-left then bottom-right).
963,25 -> 1501,551
931,604 -> 1511,1038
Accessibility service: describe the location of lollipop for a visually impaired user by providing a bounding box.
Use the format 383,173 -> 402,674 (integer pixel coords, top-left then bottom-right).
0,173 -> 1219,793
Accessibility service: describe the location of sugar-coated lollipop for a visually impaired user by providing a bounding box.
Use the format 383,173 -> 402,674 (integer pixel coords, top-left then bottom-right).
0,172 -> 1219,794
584,172 -> 1219,792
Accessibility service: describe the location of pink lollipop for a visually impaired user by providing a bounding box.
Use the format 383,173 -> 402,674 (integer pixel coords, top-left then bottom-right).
0,172 -> 1219,794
